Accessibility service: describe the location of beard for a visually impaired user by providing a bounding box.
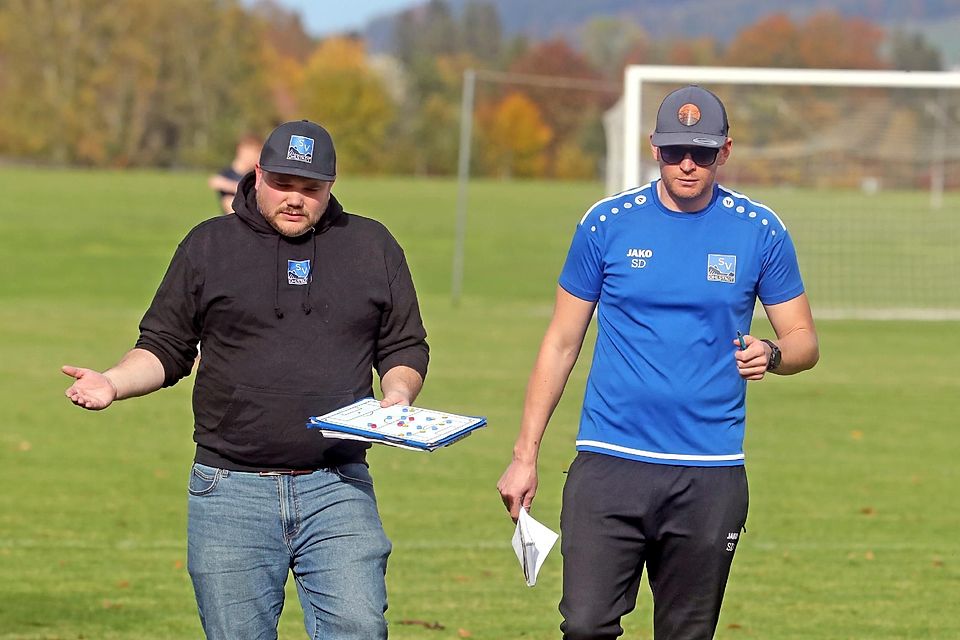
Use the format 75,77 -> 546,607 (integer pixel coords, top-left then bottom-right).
256,189 -> 313,237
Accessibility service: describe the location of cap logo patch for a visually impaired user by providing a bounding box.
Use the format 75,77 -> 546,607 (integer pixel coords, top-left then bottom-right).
677,103 -> 701,126
287,135 -> 314,163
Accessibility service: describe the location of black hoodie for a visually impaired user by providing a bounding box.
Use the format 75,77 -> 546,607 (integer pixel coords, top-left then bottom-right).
135,173 -> 429,471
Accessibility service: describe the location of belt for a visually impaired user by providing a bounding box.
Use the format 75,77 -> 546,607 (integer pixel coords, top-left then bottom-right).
258,469 -> 317,476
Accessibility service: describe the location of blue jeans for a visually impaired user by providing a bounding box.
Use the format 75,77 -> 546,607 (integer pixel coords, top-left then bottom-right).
187,462 -> 391,640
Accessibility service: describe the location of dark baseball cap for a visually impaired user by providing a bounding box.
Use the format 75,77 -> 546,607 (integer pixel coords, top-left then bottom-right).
259,120 -> 336,181
651,85 -> 729,148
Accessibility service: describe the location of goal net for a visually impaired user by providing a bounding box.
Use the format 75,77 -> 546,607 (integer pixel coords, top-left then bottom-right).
613,65 -> 960,320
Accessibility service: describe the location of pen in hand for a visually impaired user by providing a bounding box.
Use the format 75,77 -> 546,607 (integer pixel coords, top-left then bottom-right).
736,331 -> 747,351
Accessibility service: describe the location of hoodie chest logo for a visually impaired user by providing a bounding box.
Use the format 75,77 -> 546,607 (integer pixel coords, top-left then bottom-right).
288,259 -> 312,285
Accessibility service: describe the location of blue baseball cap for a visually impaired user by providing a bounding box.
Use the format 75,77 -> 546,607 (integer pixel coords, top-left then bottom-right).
651,85 -> 729,148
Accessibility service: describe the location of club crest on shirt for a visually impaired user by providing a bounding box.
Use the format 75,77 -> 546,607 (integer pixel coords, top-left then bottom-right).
288,259 -> 311,285
707,254 -> 736,283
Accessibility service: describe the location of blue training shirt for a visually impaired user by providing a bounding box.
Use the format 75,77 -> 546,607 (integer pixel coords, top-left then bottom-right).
559,180 -> 805,467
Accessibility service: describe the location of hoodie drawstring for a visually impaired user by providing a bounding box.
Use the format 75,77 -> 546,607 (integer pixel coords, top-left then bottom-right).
274,235 -> 284,319
303,229 -> 316,315
274,228 -> 316,319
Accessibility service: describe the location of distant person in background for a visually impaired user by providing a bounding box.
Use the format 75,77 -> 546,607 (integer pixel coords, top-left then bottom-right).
207,134 -> 261,214
498,85 -> 819,639
63,120 -> 429,639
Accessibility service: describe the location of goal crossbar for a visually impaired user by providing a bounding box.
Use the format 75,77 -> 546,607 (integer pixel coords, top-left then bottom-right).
623,65 -> 960,188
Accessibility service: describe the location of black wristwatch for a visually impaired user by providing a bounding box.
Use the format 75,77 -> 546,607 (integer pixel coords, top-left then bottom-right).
761,339 -> 782,371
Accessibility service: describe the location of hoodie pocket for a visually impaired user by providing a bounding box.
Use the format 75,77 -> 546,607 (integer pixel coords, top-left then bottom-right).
215,385 -> 358,467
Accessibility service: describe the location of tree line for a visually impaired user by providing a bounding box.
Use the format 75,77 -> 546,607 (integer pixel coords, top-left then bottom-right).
0,0 -> 944,178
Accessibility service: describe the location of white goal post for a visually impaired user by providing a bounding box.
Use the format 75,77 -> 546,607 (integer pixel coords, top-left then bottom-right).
619,65 -> 960,319
622,65 -> 960,192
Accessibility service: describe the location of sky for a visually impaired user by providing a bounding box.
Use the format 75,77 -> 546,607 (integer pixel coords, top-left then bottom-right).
272,0 -> 422,36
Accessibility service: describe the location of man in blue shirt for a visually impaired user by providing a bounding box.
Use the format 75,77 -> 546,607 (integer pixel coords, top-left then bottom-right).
498,85 -> 820,639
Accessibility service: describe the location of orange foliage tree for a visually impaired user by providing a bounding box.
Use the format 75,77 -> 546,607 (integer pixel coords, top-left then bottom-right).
724,13 -> 802,68
478,92 -> 553,178
725,11 -> 886,70
664,37 -> 721,67
505,39 -> 615,177
797,11 -> 886,69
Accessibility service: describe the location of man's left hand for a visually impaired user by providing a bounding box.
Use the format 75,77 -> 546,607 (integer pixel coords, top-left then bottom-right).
733,334 -> 770,381
378,365 -> 424,407
379,389 -> 411,408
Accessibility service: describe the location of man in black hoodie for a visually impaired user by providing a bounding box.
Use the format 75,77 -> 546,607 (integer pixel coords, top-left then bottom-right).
62,120 -> 429,639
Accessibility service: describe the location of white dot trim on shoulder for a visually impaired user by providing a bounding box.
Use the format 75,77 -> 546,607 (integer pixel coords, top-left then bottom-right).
635,195 -> 646,205
762,219 -> 769,225
623,202 -> 632,208
772,229 -> 777,236
599,215 -> 607,222
590,225 -> 596,232
736,205 -> 745,213
579,183 -> 653,225
719,185 -> 787,230
749,211 -> 757,218
722,196 -> 734,208
611,208 -> 619,214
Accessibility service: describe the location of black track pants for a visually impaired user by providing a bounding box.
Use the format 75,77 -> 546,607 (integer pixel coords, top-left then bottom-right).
559,452 -> 749,640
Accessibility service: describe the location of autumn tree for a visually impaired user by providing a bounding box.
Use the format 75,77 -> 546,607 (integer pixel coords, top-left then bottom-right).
387,0 -> 508,175
0,0 -> 274,167
664,36 -> 721,67
479,92 -> 553,178
298,37 -> 396,174
251,0 -> 316,121
797,12 -> 886,70
250,0 -> 316,62
507,39 -> 615,176
383,52 -> 470,176
723,13 -> 802,68
725,11 -> 886,70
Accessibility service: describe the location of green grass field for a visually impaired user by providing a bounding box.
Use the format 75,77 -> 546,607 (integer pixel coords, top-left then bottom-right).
1,166 -> 958,639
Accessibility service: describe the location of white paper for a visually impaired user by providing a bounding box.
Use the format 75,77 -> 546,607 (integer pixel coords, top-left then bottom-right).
316,429 -> 425,451
511,507 -> 559,587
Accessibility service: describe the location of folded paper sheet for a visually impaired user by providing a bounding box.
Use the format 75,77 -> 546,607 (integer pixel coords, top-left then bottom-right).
511,507 -> 559,587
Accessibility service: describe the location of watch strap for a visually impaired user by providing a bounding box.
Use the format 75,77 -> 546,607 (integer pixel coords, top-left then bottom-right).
760,339 -> 781,371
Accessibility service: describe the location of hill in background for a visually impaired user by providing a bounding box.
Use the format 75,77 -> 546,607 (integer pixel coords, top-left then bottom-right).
364,0 -> 960,67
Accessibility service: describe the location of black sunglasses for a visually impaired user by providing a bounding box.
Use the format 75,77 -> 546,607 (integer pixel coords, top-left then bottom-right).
658,145 -> 720,167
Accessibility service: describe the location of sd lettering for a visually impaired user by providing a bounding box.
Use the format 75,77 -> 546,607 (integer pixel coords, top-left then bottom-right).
627,248 -> 653,269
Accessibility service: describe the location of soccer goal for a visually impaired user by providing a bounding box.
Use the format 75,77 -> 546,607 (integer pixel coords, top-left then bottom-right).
616,65 -> 960,320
